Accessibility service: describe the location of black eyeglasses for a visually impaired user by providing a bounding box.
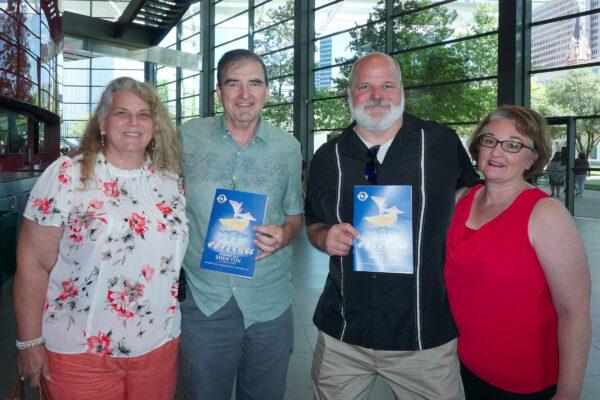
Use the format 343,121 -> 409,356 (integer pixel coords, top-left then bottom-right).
364,145 -> 380,184
478,135 -> 536,153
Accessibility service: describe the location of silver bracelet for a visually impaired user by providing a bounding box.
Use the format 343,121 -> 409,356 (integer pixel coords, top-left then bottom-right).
16,336 -> 45,350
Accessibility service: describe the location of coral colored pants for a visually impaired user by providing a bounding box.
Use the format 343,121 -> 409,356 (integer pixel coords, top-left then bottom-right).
46,338 -> 179,400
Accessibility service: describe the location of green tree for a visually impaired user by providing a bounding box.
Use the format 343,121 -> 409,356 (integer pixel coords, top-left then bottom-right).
532,69 -> 600,158
253,0 -> 295,130
341,1 -> 497,131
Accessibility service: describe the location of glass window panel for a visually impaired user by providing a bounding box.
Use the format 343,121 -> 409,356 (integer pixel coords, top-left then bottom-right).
313,98 -> 352,130
184,1 -> 201,19
181,75 -> 200,97
61,120 -> 88,138
182,14 -> 200,38
164,81 -> 177,101
0,11 -> 19,43
530,67 -> 600,119
314,65 -> 349,98
312,129 -> 342,153
182,69 -> 200,78
181,95 -> 200,117
92,86 -> 110,103
314,23 -> 385,67
14,48 -> 38,83
155,83 -> 169,102
159,27 -> 177,48
404,79 -> 497,123
63,1 -> 91,15
40,88 -> 51,111
394,36 -> 497,87
215,12 -> 248,46
23,26 -> 41,56
532,0 -> 599,23
92,57 -> 144,69
24,0 -> 40,13
92,0 -> 127,21
531,15 -> 600,71
268,76 -> 294,103
255,0 -> 292,29
165,100 -> 176,117
22,6 -> 40,37
0,111 -> 28,154
393,2 -> 498,51
214,37 -> 248,66
64,58 -> 90,69
181,115 -> 197,124
91,69 -> 144,86
181,34 -> 200,54
447,123 -> 477,138
40,65 -> 49,91
37,121 -> 45,153
262,103 -> 293,131
0,71 -> 17,99
215,0 -> 248,25
254,20 -> 294,54
63,86 -> 89,103
62,68 -> 90,85
157,66 -> 177,84
40,21 -> 49,45
262,48 -> 294,79
214,91 -> 223,113
63,103 -> 91,120
315,1 -> 375,38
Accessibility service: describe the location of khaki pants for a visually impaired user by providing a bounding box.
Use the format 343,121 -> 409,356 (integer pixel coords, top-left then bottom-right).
311,331 -> 463,400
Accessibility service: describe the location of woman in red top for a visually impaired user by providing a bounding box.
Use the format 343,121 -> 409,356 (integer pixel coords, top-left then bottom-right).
445,106 -> 591,399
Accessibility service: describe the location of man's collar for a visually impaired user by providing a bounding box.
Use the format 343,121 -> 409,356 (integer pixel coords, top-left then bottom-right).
217,114 -> 268,145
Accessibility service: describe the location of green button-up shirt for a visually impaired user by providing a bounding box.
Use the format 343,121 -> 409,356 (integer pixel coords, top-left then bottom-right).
180,115 -> 304,327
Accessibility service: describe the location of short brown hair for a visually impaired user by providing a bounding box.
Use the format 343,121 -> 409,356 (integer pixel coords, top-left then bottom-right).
468,105 -> 551,178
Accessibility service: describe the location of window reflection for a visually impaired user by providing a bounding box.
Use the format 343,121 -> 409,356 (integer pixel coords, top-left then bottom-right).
0,110 -> 28,155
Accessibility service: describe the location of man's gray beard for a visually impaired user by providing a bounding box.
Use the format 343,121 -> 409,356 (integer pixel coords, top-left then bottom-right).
348,97 -> 404,133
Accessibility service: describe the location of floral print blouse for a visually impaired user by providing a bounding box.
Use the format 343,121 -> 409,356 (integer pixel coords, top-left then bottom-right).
24,153 -> 188,357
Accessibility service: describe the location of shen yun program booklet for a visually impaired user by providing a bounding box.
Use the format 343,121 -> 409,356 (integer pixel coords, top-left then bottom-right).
200,188 -> 268,278
353,185 -> 414,273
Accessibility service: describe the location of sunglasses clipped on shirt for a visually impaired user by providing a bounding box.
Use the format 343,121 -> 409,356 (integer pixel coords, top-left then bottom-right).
364,145 -> 380,184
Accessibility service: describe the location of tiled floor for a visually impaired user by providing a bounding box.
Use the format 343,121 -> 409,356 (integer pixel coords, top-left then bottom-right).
1,214 -> 599,399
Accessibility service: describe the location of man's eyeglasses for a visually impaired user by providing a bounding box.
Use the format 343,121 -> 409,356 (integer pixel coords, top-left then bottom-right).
365,145 -> 380,184
478,135 -> 535,153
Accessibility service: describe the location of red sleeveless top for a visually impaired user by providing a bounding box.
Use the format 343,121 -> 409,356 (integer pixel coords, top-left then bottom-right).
445,184 -> 558,393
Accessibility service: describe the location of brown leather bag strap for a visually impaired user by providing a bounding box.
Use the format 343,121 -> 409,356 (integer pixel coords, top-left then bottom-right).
8,376 -> 26,400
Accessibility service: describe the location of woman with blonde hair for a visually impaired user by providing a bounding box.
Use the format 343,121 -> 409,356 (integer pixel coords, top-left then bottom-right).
14,77 -> 188,399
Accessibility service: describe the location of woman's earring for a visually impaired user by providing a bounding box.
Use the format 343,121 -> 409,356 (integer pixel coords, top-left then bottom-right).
150,140 -> 156,151
100,134 -> 105,147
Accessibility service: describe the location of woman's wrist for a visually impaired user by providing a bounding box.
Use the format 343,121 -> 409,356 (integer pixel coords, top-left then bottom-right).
16,336 -> 45,350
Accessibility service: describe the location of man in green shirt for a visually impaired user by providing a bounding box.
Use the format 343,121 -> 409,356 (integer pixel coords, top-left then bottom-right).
179,49 -> 304,400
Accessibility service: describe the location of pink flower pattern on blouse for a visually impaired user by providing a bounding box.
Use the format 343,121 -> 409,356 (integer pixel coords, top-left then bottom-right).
24,154 -> 188,357
86,331 -> 112,355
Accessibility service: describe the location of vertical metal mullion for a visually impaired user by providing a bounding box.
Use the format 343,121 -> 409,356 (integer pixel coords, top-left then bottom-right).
176,21 -> 182,125
88,59 -> 93,116
497,0 -> 526,105
144,62 -> 157,86
201,0 -> 214,116
565,117 -> 576,215
294,0 -> 313,165
523,0 -> 532,106
248,0 -> 255,52
385,0 -> 393,54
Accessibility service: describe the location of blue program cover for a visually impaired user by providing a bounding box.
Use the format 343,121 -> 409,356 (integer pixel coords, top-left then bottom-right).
353,185 -> 413,273
200,189 -> 268,278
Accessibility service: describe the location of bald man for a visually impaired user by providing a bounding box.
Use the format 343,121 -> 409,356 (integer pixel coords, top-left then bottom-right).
304,52 -> 479,399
